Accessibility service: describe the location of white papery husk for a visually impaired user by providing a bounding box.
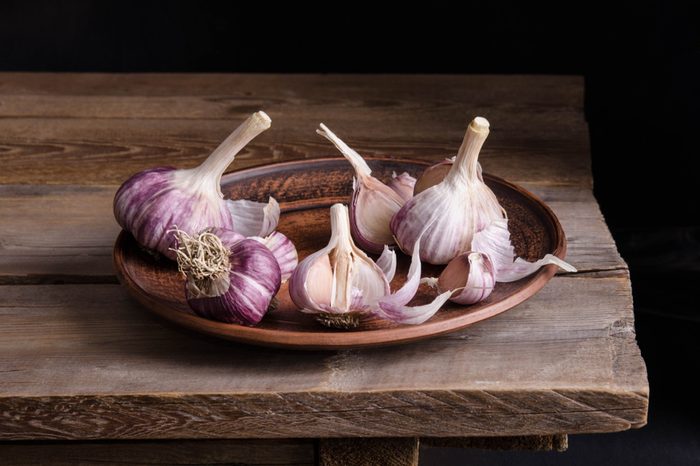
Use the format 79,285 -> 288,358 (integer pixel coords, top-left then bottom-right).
471,218 -> 577,282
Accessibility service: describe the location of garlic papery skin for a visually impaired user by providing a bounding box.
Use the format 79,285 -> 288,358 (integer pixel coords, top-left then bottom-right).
114,111 -> 273,259
388,171 -> 417,202
391,117 -> 504,265
437,252 -> 495,304
252,231 -> 298,282
172,227 -> 281,326
288,204 -> 391,328
316,124 -> 409,254
471,218 -> 577,282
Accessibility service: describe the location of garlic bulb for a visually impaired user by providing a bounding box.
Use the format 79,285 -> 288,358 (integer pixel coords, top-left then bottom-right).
472,218 -> 577,282
114,111 -> 277,259
316,124 -> 414,254
252,231 -> 298,282
391,117 -> 504,264
288,204 -> 452,328
171,227 -> 281,326
436,251 -> 495,304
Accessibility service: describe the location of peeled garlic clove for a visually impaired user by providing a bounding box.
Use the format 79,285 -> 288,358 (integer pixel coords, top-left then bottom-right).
472,218 -> 577,282
114,111 -> 272,259
437,251 -> 495,304
252,231 -> 298,282
316,124 -> 408,254
388,171 -> 417,202
288,204 -> 390,328
171,227 -> 281,326
391,117 -> 504,265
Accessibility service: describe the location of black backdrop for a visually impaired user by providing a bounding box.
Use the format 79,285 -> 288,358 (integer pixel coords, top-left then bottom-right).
2,2 -> 698,464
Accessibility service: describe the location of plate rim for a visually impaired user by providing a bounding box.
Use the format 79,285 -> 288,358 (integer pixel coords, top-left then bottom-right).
113,157 -> 567,350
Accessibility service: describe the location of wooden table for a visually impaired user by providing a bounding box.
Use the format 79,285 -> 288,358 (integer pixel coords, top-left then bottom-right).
0,74 -> 648,465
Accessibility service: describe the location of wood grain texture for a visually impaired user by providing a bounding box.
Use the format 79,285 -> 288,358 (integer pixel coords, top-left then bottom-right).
318,438 -> 418,466
0,74 -> 590,186
0,439 -> 314,466
0,276 -> 647,440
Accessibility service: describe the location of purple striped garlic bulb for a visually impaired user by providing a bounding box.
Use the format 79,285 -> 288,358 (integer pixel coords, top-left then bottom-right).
316,124 -> 415,254
391,117 -> 504,265
171,227 -> 281,326
288,204 -> 452,329
114,111 -> 278,259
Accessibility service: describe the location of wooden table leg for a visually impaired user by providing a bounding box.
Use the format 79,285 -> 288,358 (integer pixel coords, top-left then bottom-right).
318,438 -> 419,466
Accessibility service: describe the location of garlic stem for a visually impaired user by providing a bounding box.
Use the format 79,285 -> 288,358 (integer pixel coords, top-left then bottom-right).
446,116 -> 490,186
195,111 -> 272,187
317,123 -> 372,178
328,204 -> 354,311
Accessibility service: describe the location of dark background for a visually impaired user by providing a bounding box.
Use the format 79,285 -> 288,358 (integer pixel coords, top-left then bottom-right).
2,1 -> 698,464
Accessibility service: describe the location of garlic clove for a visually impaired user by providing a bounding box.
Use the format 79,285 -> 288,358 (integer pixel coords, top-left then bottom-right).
471,218 -> 577,282
252,231 -> 298,282
391,117 -> 504,265
114,111 -> 272,259
317,124 -> 408,254
437,251 -> 495,304
376,245 -> 397,283
227,197 -> 280,238
413,157 -> 455,195
375,232 -> 454,325
171,227 -> 281,326
388,171 -> 417,202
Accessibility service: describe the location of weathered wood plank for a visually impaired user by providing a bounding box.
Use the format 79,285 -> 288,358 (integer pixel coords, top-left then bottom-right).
0,117 -> 589,186
0,276 -> 647,440
0,74 -> 590,186
318,438 -> 419,466
0,439 -> 315,466
0,74 -> 583,106
0,184 -> 623,284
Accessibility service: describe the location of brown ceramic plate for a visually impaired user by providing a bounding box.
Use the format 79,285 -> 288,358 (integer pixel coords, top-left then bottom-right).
114,158 -> 567,350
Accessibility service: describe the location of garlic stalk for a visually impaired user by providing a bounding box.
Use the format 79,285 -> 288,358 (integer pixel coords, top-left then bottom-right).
471,218 -> 577,282
435,251 -> 496,304
391,116 -> 504,264
114,111 -> 277,259
288,204 -> 452,328
171,227 -> 281,326
316,124 -> 415,254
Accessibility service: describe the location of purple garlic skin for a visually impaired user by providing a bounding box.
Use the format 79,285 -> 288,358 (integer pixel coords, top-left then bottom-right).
186,228 -> 281,326
113,111 -> 272,260
114,167 -> 233,260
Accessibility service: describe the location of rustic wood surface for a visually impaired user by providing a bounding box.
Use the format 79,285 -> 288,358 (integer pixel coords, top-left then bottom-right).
0,74 -> 647,445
